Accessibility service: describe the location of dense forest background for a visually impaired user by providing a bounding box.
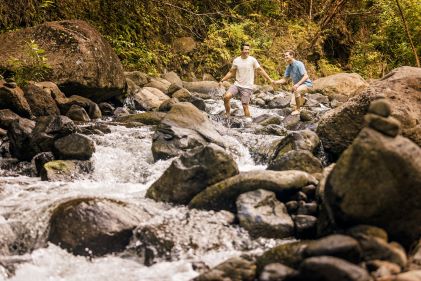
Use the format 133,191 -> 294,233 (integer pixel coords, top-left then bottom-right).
0,0 -> 419,81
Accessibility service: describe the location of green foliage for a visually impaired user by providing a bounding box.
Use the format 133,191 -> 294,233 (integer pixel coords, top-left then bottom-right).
348,0 -> 421,78
8,40 -> 51,85
318,59 -> 343,76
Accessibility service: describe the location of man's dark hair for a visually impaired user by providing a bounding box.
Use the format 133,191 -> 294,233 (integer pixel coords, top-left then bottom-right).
241,42 -> 250,50
285,50 -> 295,57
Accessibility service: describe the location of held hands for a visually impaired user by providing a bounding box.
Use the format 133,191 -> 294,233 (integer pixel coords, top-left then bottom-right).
292,84 -> 299,92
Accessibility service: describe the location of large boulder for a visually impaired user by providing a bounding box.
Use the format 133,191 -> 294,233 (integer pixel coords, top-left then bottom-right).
325,127 -> 421,247
0,20 -> 126,102
151,102 -> 226,161
0,81 -> 32,118
317,66 -> 421,159
189,170 -> 318,212
7,118 -> 36,161
48,198 -> 148,256
311,73 -> 369,101
146,143 -> 239,205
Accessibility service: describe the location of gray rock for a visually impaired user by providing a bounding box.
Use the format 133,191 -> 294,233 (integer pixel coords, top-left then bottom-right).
189,170 -> 317,212
193,257 -> 256,281
267,150 -> 323,174
147,143 -> 239,205
236,189 -> 294,238
48,198 -> 147,256
293,215 -> 317,238
325,127 -> 421,247
304,234 -> 362,263
259,263 -> 298,281
40,160 -> 92,181
368,98 -> 392,117
66,105 -> 90,122
54,133 -> 95,160
299,256 -> 371,281
364,113 -> 401,137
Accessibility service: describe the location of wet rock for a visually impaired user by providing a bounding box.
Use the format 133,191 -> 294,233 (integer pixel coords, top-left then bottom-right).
133,87 -> 169,111
60,95 -> 102,119
77,123 -> 111,135
268,130 -> 320,161
182,81 -> 220,94
114,107 -> 130,117
257,241 -> 309,269
303,234 -> 362,263
325,127 -> 421,247
7,118 -> 36,161
293,214 -> 317,238
40,159 -> 92,181
66,104 -> 90,122
302,184 -> 317,200
282,114 -> 300,130
116,112 -> 166,125
124,71 -> 149,87
189,170 -> 317,212
317,66 -> 421,159
147,143 -> 239,205
0,81 -> 32,118
300,109 -> 317,122
346,225 -> 389,242
158,97 -> 179,112
364,113 -> 401,137
297,201 -> 318,215
268,95 -> 292,109
31,151 -> 55,176
306,93 -> 330,105
358,236 -> 407,268
366,260 -> 401,279
299,256 -> 371,281
236,189 -> 294,238
0,217 -> 16,256
130,210 -> 241,265
0,109 -> 22,130
259,263 -> 298,281
395,270 -> 421,281
267,150 -> 323,174
311,73 -> 369,100
54,133 -> 95,160
172,88 -> 206,111
257,115 -> 282,126
152,102 -> 226,161
48,198 -> 147,256
286,201 -> 299,213
193,257 -> 256,281
0,20 -> 126,102
22,83 -> 60,117
162,71 -> 183,88
98,102 -> 115,116
255,124 -> 287,136
145,77 -> 171,94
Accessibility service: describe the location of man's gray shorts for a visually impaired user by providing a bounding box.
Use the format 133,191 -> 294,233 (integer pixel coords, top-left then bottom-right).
228,85 -> 253,104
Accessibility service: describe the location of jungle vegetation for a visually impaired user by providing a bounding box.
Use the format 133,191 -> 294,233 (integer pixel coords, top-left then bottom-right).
0,0 -> 419,81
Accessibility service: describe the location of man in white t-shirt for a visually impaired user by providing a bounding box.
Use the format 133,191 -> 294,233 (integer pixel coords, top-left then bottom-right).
219,43 -> 273,118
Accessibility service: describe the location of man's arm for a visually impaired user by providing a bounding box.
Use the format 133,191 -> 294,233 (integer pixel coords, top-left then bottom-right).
273,77 -> 288,85
257,67 -> 274,83
292,73 -> 309,92
220,68 -> 236,83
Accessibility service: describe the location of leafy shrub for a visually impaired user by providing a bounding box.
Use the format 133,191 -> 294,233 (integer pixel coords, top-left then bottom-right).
7,40 -> 51,85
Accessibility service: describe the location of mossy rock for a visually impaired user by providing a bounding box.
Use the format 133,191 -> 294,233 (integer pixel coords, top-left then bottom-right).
256,241 -> 309,271
41,160 -> 92,181
115,112 -> 166,125
189,170 -> 317,212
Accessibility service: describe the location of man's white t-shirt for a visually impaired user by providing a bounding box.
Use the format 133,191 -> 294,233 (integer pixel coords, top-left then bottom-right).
232,56 -> 260,89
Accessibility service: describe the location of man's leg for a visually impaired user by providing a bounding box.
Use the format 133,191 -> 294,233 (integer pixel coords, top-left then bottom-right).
295,85 -> 308,110
223,91 -> 233,116
242,103 -> 251,117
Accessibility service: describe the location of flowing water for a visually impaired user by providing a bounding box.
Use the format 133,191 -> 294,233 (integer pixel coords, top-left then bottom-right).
0,97 -> 290,281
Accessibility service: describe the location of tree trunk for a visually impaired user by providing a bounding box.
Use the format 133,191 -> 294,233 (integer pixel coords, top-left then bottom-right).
395,0 -> 420,67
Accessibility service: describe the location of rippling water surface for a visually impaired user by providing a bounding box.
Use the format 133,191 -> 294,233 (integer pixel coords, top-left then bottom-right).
0,100 -> 288,281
